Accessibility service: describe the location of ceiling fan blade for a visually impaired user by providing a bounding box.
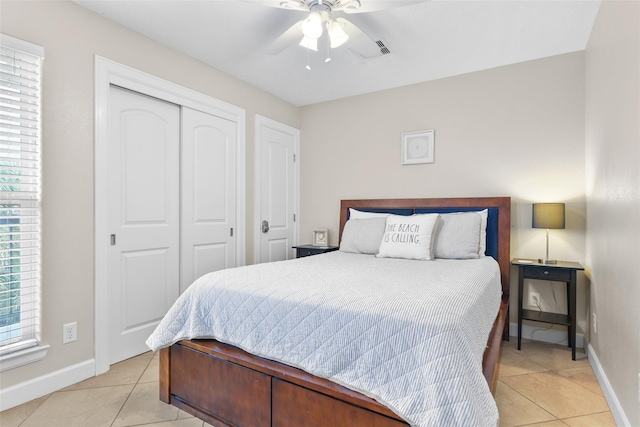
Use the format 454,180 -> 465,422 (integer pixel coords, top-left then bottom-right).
337,17 -> 389,60
265,19 -> 305,55
243,0 -> 307,12
342,0 -> 423,14
244,0 -> 422,13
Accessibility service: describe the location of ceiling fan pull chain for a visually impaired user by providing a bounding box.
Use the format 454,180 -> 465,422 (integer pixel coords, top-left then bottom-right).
325,32 -> 332,63
306,46 -> 311,71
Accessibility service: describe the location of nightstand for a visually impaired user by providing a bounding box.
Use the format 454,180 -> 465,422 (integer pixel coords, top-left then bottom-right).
512,258 -> 584,360
293,245 -> 339,258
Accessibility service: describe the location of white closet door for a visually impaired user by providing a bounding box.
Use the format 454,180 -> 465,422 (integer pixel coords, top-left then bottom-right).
180,107 -> 237,293
108,86 -> 180,364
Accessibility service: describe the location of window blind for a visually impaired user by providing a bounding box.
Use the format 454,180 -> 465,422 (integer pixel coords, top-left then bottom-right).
0,34 -> 44,354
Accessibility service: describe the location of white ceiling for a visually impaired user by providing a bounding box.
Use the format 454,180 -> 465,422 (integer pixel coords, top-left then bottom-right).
73,0 -> 601,106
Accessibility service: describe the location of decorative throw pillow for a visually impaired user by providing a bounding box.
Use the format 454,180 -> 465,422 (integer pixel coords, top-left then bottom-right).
339,217 -> 387,254
433,212 -> 482,259
376,214 -> 440,261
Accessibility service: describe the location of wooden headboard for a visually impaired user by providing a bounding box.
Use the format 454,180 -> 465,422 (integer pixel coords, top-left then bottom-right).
339,197 -> 511,304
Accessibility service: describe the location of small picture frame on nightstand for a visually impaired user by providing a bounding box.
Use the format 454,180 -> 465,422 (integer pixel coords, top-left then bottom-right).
312,229 -> 329,247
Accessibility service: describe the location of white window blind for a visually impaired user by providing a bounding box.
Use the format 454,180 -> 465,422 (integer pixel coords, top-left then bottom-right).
0,34 -> 44,354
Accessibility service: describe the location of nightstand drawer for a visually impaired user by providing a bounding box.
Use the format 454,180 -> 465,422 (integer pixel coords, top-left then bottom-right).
523,266 -> 572,282
297,247 -> 319,257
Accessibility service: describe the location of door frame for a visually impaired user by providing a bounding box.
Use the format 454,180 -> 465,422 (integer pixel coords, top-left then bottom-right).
253,114 -> 300,263
94,56 -> 246,375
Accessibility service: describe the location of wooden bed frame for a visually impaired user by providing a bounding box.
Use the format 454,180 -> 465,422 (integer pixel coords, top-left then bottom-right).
159,197 -> 511,427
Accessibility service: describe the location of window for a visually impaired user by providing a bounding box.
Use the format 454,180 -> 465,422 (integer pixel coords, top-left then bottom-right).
0,34 -> 44,359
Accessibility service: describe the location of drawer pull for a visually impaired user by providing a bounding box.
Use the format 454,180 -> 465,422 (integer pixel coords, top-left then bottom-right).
544,270 -> 549,275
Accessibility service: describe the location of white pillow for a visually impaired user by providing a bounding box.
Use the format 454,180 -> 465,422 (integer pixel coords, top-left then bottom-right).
376,214 -> 440,261
478,209 -> 488,256
339,217 -> 387,254
348,208 -> 391,219
433,212 -> 482,259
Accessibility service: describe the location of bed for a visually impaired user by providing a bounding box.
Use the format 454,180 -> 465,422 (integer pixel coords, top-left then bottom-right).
150,197 -> 510,427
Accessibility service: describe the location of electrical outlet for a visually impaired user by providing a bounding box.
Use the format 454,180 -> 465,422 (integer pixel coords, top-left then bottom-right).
63,322 -> 77,344
592,313 -> 597,334
528,292 -> 541,308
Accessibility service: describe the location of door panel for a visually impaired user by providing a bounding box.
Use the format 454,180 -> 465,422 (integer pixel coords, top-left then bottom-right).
193,243 -> 228,279
122,114 -> 172,223
121,248 -> 171,328
108,85 -> 180,364
193,128 -> 227,221
267,240 -> 288,263
181,107 -> 236,292
258,121 -> 297,263
267,143 -> 288,227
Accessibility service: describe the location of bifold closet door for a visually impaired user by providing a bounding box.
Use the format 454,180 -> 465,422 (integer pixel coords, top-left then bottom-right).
108,86 -> 180,364
180,107 -> 237,293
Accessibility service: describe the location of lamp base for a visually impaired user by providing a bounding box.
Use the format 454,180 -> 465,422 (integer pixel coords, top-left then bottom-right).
538,258 -> 558,265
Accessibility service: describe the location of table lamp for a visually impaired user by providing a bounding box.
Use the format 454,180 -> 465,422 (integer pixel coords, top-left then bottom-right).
532,203 -> 565,264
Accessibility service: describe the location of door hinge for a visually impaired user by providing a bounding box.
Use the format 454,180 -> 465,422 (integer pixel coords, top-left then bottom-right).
230,227 -> 234,237
110,234 -> 116,245
293,153 -> 296,162
293,214 -> 296,222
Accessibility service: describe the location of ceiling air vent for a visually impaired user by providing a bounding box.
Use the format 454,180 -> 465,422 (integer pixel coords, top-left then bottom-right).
376,40 -> 391,55
348,38 -> 391,61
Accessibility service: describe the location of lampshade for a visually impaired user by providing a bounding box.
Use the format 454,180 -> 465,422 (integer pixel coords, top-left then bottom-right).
532,203 -> 565,230
301,11 -> 323,39
299,36 -> 318,51
327,19 -> 349,48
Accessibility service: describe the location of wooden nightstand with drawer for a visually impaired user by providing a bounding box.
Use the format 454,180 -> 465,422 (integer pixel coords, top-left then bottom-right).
512,258 -> 584,360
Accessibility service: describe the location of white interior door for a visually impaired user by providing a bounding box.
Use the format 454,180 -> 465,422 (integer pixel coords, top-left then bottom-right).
108,86 -> 180,364
181,107 -> 236,292
256,116 -> 299,263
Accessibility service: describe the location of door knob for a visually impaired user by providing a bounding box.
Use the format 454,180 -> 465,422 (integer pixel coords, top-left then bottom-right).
261,220 -> 270,233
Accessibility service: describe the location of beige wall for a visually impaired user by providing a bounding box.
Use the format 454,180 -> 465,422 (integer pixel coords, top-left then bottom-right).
300,52 -> 587,332
0,0 -> 299,389
585,1 -> 640,425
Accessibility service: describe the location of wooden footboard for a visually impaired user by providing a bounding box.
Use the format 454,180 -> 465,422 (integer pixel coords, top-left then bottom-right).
160,340 -> 408,427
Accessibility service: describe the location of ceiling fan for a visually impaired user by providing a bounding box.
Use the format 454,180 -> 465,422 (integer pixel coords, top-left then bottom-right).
259,0 -> 420,65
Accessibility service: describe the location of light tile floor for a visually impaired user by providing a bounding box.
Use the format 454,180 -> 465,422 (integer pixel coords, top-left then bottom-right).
497,339 -> 615,427
1,340 -> 615,427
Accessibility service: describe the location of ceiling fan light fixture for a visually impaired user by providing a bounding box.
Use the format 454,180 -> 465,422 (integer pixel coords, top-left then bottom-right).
299,35 -> 318,51
327,19 -> 349,48
301,11 -> 323,39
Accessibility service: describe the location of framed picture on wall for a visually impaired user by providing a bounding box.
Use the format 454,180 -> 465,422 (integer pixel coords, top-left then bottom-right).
401,130 -> 435,165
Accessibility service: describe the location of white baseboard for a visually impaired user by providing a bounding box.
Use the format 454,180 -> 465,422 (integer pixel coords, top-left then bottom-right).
0,358 -> 95,412
509,322 -> 584,348
585,340 -> 631,427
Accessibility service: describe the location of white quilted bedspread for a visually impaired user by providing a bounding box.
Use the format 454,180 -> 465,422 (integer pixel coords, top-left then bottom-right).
147,251 -> 502,427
